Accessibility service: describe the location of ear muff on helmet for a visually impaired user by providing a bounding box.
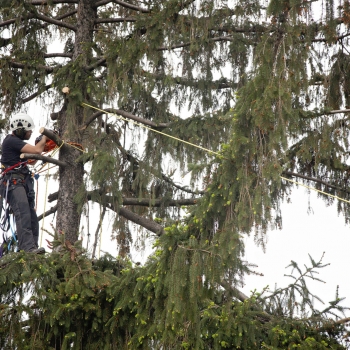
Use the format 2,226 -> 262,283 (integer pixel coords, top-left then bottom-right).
9,112 -> 35,132
13,128 -> 27,140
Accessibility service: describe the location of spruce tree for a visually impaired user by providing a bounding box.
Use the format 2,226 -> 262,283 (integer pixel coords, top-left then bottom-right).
0,0 -> 350,348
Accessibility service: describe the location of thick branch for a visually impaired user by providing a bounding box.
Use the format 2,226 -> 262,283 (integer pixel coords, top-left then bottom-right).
50,103 -> 68,121
332,317 -> 350,326
112,0 -> 150,13
0,14 -> 35,27
37,204 -> 58,221
0,18 -> 16,27
117,197 -> 199,207
174,76 -> 235,90
282,171 -> 350,195
87,189 -> 200,207
157,35 -> 234,51
48,188 -> 200,206
20,153 -> 67,168
22,84 -> 53,103
156,21 -> 350,52
300,108 -> 350,119
81,107 -> 169,130
95,0 -> 114,6
316,317 -> 350,332
0,9 -> 76,42
81,192 -> 165,235
30,0 -> 78,4
327,108 -> 350,115
220,281 -> 272,323
86,57 -> 107,71
162,174 -> 205,195
220,280 -> 250,302
55,9 -> 78,20
0,9 -> 77,41
117,206 -> 164,236
48,191 -> 59,202
0,37 -> 11,48
44,53 -> 73,59
8,61 -> 55,74
47,191 -> 199,237
105,108 -> 169,129
150,73 -> 236,90
30,11 -> 77,31
95,17 -> 136,24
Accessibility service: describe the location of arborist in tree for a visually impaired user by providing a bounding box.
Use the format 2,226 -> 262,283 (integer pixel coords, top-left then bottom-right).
0,113 -> 48,254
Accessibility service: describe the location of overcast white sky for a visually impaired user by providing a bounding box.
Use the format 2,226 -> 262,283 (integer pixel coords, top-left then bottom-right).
242,187 -> 350,317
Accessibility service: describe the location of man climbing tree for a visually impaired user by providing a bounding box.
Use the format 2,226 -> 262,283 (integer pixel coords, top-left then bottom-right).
0,0 -> 349,348
0,112 -> 47,253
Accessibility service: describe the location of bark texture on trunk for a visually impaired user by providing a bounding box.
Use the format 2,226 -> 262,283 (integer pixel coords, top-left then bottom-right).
56,143 -> 84,243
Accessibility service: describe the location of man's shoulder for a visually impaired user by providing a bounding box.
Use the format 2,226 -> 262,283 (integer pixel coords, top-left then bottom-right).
3,134 -> 25,146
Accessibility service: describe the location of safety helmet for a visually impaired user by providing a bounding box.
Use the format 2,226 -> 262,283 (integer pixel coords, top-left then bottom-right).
9,112 -> 35,132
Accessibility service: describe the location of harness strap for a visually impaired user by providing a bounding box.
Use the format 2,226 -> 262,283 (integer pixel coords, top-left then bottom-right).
1,161 -> 28,176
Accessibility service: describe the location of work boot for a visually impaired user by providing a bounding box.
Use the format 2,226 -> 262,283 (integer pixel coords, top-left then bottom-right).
28,247 -> 46,254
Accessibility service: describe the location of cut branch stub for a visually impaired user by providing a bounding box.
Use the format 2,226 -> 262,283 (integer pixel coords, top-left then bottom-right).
39,127 -> 65,148
50,112 -> 59,121
48,191 -> 59,202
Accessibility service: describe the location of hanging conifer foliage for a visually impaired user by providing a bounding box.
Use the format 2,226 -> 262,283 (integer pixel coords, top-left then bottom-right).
0,0 -> 350,348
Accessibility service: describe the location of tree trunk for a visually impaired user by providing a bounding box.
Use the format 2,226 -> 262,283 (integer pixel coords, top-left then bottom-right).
55,0 -> 96,243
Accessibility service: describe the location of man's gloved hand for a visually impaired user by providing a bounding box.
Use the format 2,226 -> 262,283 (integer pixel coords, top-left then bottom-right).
35,135 -> 43,144
35,129 -> 58,152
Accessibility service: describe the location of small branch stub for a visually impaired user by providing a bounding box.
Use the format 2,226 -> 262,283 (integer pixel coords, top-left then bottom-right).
62,86 -> 70,94
50,112 -> 59,121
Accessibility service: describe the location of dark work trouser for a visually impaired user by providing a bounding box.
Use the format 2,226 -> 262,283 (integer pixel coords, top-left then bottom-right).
7,177 -> 39,252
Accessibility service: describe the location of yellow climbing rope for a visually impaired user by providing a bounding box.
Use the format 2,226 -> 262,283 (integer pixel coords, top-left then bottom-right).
280,176 -> 350,205
81,102 -> 222,158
